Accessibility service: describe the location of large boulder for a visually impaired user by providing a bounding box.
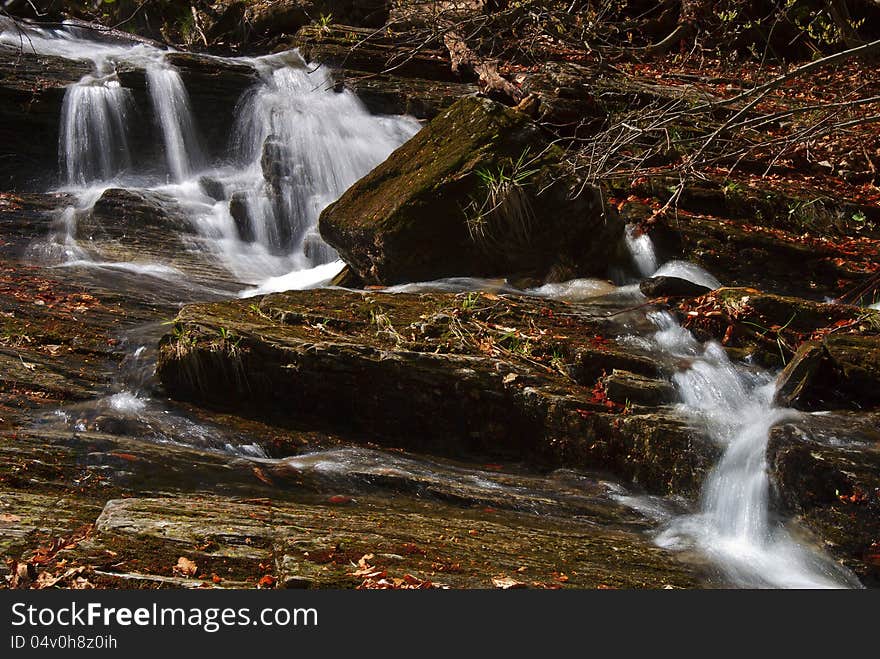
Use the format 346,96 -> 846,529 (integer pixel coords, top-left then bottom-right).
319,96 -> 623,285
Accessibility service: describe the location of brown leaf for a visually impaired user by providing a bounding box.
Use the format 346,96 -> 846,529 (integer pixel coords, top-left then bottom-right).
109,452 -> 139,462
492,575 -> 527,589
173,556 -> 198,577
252,466 -> 273,486
0,513 -> 21,523
35,566 -> 87,590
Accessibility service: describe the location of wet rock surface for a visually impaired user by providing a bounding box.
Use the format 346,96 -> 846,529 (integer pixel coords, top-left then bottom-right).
73,188 -> 245,291
768,415 -> 880,585
0,198 -> 711,589
640,276 -> 712,299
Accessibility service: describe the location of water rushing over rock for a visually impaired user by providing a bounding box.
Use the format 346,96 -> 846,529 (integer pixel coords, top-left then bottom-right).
146,64 -> 204,182
222,54 -> 420,271
624,224 -> 658,278
648,311 -> 859,588
59,76 -> 134,186
3,20 -> 418,289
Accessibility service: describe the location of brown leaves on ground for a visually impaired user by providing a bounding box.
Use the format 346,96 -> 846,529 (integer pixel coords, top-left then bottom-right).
5,559 -> 95,590
30,524 -> 94,566
351,554 -> 447,590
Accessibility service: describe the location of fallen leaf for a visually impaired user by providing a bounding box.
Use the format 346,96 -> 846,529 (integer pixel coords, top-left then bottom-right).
109,452 -> 139,462
35,566 -> 87,590
492,575 -> 527,589
0,513 -> 21,523
252,466 -> 273,485
173,556 -> 198,577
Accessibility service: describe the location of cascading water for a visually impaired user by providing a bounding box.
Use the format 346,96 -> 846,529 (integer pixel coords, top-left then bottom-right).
2,21 -> 418,289
146,64 -> 204,182
646,309 -> 859,588
220,55 -> 420,274
59,74 -> 134,185
618,229 -> 857,587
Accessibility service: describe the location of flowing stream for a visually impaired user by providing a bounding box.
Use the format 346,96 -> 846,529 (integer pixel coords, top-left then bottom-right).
0,20 -> 862,588
617,237 -> 859,588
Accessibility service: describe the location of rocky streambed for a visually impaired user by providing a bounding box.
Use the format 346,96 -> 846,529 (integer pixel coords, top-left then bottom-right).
1,10 -> 879,590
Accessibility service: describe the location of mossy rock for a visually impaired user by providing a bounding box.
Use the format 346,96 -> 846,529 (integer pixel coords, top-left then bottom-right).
319,96 -> 623,285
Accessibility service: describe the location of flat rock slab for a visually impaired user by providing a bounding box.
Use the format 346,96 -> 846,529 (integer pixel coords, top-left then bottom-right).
81,495 -> 704,589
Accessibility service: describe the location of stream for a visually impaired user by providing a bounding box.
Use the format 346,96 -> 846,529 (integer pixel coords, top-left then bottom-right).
0,19 -> 863,589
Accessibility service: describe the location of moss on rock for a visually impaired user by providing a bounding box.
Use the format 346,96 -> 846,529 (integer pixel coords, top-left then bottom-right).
319,96 -> 623,285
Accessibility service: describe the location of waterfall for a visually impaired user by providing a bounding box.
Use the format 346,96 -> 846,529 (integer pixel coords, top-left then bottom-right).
3,21 -> 419,287
648,311 -> 860,588
624,224 -> 658,278
227,57 -> 420,266
146,64 -> 204,182
59,75 -> 133,186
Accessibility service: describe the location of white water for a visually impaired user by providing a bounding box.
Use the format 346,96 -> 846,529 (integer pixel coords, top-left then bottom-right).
649,313 -> 859,588
2,20 -> 418,290
146,64 -> 204,182
59,76 -> 134,185
624,224 -> 658,278
622,224 -> 720,290
618,230 -> 857,587
654,260 -> 722,289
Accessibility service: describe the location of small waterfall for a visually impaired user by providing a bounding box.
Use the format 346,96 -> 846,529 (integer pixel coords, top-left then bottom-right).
648,311 -> 859,588
624,224 -> 658,278
59,75 -> 133,186
146,64 -> 204,182
228,59 -> 420,266
4,20 -> 419,288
